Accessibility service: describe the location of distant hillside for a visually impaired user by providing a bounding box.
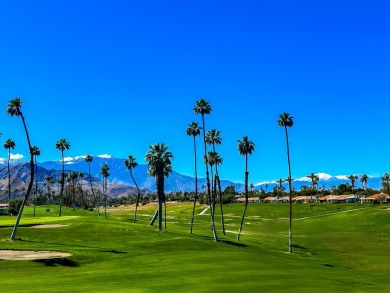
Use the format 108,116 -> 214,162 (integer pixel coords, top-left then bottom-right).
0,163 -> 148,198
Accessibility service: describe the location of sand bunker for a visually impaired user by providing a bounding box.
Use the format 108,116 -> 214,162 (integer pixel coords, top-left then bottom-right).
0,250 -> 71,260
30,224 -> 69,228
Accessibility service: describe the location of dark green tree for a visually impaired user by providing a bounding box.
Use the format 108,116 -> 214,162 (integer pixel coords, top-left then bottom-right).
55,138 -> 70,216
186,122 -> 201,234
3,138 -> 16,214
237,135 -> 255,240
194,98 -> 217,241
145,143 -> 173,231
124,155 -> 141,222
277,112 -> 294,253
6,98 -> 35,240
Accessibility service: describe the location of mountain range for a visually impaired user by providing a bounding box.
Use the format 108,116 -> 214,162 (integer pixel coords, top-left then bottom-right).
0,155 -> 384,197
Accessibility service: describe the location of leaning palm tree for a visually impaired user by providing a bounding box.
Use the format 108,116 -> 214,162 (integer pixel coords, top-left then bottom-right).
31,145 -> 40,217
3,138 -> 16,215
194,99 -> 217,241
348,174 -> 359,206
100,164 -> 110,218
6,98 -> 35,240
186,122 -> 201,234
124,155 -> 141,222
145,143 -> 173,231
237,135 -> 255,240
206,129 -> 225,235
277,112 -> 294,253
84,155 -> 95,207
55,138 -> 70,216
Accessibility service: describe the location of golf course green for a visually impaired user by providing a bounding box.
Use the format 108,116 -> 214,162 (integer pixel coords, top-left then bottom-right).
0,203 -> 389,292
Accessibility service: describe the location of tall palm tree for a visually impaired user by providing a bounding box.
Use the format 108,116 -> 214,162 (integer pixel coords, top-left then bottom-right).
194,98 -> 217,241
100,163 -> 110,218
277,112 -> 294,253
3,138 -> 16,214
237,135 -> 255,240
145,143 -> 173,231
360,174 -> 368,192
6,97 -> 35,240
55,138 -> 70,216
348,174 -> 358,206
206,129 -> 225,235
206,151 -> 218,232
124,155 -> 141,222
70,171 -> 79,211
31,145 -> 40,217
186,122 -> 201,234
84,155 -> 95,207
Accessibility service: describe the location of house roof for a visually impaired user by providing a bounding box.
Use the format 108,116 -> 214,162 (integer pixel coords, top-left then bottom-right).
367,193 -> 389,199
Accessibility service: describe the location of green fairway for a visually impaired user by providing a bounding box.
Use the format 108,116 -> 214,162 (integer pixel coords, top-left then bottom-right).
0,203 -> 389,292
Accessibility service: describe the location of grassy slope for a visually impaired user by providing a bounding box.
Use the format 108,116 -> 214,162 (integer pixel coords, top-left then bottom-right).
0,203 -> 389,292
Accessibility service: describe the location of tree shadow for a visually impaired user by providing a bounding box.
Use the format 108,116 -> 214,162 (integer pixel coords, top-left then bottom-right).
220,240 -> 248,247
100,249 -> 127,254
33,258 -> 79,267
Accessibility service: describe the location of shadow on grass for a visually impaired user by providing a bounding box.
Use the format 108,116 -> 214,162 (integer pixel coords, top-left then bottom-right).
220,240 -> 248,247
100,249 -> 127,254
33,258 -> 79,267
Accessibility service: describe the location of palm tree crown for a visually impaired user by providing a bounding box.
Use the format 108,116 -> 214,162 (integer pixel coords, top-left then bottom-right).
145,143 -> 173,177
205,129 -> 222,147
3,139 -> 16,151
186,122 -> 201,137
124,155 -> 138,171
55,138 -> 71,152
6,97 -> 22,117
237,135 -> 255,157
193,98 -> 212,115
277,112 -> 294,128
85,154 -> 93,164
31,146 -> 40,157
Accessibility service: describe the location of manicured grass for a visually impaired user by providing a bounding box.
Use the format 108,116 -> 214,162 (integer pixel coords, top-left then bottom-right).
0,203 -> 389,292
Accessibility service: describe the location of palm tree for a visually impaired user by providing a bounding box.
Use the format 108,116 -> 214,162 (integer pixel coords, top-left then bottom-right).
45,175 -> 53,208
237,135 -> 255,240
186,122 -> 201,234
307,173 -> 319,207
382,173 -> 390,198
360,174 -> 368,192
78,172 -> 85,211
84,155 -> 95,208
194,98 -> 218,241
277,112 -> 294,253
348,174 -> 358,206
124,155 -> 141,222
3,138 -> 16,214
6,98 -> 35,240
100,164 -> 110,218
205,129 -> 225,235
145,143 -> 173,231
55,138 -> 70,216
70,171 -> 79,211
31,146 -> 40,217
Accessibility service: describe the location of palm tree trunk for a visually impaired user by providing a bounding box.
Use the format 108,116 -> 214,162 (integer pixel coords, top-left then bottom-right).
190,136 -> 198,234
130,170 -> 141,223
285,126 -> 293,254
72,180 -> 76,211
238,155 -> 249,240
7,149 -> 11,216
59,151 -> 64,216
104,178 -> 107,218
201,114 -> 217,242
33,156 -> 38,217
216,174 -> 225,235
156,164 -> 164,230
10,114 -> 34,240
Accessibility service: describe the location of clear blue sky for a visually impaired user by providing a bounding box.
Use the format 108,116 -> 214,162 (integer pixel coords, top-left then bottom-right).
0,0 -> 389,184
